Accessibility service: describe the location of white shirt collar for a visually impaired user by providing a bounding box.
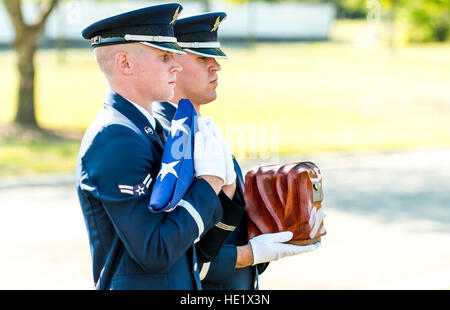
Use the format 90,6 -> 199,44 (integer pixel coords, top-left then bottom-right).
124,97 -> 156,130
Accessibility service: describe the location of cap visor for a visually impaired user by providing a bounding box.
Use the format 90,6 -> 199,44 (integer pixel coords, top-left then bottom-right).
140,41 -> 186,54
183,48 -> 228,59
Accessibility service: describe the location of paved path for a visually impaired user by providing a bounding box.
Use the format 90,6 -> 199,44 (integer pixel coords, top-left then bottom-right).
0,148 -> 449,289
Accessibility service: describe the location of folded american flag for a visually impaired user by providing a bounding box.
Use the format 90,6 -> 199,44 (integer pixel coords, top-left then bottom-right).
148,99 -> 198,213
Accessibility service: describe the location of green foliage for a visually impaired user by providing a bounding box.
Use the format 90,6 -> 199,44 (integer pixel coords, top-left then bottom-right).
399,0 -> 450,42
2,37 -> 450,176
278,0 -> 450,42
264,0 -> 368,18
0,138 -> 80,176
334,0 -> 369,19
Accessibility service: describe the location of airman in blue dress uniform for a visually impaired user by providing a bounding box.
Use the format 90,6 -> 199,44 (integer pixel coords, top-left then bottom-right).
76,4 -> 231,290
153,12 -> 321,290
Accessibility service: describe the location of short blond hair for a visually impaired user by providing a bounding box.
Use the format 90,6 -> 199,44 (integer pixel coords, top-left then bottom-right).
93,43 -> 144,77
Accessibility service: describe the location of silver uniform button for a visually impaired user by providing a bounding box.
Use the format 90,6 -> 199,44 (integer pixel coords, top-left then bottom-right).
254,279 -> 258,289
144,126 -> 153,135
193,262 -> 198,272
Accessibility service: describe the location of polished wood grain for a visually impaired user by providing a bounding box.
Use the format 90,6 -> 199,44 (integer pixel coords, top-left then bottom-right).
245,162 -> 326,244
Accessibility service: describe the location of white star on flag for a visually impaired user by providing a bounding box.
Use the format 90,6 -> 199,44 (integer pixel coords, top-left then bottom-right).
170,117 -> 189,138
157,160 -> 179,181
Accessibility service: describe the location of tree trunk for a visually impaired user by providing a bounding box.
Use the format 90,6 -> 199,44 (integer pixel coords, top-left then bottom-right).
2,0 -> 60,129
388,0 -> 398,59
15,37 -> 39,127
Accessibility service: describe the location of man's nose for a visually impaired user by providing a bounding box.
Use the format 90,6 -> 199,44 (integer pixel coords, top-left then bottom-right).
210,58 -> 221,72
171,58 -> 183,73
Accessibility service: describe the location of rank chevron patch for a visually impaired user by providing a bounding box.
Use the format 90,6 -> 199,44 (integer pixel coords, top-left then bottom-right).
117,173 -> 153,196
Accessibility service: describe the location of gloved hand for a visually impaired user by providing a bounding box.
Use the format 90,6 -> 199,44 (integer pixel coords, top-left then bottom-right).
248,231 -> 321,265
194,117 -> 227,183
202,116 -> 236,186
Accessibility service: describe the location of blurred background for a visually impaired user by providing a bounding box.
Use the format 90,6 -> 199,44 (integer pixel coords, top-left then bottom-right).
0,0 -> 449,290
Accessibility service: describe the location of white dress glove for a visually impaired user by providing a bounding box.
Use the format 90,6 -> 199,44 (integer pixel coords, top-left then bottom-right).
202,116 -> 236,186
194,117 -> 227,182
249,231 -> 321,265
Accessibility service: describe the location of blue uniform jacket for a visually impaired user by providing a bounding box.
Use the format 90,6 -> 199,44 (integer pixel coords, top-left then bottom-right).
75,91 -> 224,290
153,101 -> 269,290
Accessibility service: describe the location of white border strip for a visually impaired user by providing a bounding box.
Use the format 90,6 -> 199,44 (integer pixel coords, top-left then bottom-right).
199,262 -> 211,280
178,199 -> 204,243
178,41 -> 221,48
124,34 -> 177,43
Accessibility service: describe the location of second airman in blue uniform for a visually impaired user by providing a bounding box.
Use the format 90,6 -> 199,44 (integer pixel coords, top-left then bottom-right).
153,11 -> 321,290
76,3 -> 233,290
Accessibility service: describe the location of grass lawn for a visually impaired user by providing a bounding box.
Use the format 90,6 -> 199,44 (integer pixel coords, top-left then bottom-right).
1,22 -> 450,176
0,137 -> 80,176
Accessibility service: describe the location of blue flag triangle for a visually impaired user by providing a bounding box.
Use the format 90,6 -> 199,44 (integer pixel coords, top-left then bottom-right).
149,99 -> 198,213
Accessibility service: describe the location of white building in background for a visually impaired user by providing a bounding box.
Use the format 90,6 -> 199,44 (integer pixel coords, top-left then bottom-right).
0,0 -> 336,45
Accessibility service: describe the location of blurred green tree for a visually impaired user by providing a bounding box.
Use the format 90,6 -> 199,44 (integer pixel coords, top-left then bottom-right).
376,0 -> 449,43
2,0 -> 448,132
323,0 -> 449,42
266,0 -> 450,43
400,0 -> 450,42
2,0 -> 59,129
1,0 -> 214,130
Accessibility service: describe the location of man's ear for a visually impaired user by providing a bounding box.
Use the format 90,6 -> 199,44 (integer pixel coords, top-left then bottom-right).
115,52 -> 133,75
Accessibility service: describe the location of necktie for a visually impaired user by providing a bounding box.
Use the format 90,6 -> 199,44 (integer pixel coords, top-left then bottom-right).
154,118 -> 167,145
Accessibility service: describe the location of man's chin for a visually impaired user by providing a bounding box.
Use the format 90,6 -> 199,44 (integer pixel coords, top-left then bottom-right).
199,94 -> 217,105
206,90 -> 217,103
157,90 -> 174,103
